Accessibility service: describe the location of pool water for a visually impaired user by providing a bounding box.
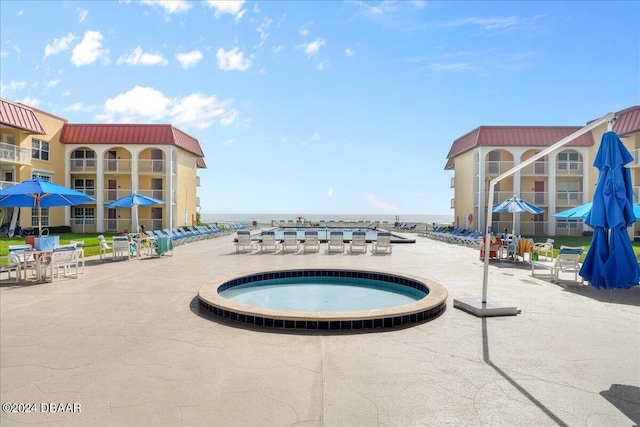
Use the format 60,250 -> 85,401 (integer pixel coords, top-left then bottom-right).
220,277 -> 426,312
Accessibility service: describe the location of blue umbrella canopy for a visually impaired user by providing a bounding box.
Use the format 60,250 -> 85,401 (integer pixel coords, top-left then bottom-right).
493,196 -> 544,234
105,192 -> 164,232
554,202 -> 640,220
580,131 -> 639,290
0,178 -> 95,234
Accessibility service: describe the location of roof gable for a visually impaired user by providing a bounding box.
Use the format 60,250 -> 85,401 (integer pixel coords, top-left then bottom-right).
0,98 -> 46,134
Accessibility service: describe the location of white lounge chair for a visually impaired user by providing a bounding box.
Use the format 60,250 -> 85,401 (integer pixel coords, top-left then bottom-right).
236,230 -> 256,253
372,232 -> 392,255
259,231 -> 279,253
282,231 -> 300,254
43,243 -> 79,281
69,240 -> 85,273
532,238 -> 554,261
349,231 -> 367,254
303,231 -> 320,253
327,231 -> 345,254
111,236 -> 131,260
0,255 -> 21,283
8,244 -> 37,279
98,235 -> 112,260
531,245 -> 584,287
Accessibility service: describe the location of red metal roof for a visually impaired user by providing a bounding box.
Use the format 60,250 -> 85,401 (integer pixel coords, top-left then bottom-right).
196,157 -> 207,168
612,105 -> 640,136
60,124 -> 205,158
0,98 -> 46,134
445,126 -> 593,170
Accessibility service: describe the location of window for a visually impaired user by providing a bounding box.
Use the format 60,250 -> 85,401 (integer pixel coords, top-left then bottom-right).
31,174 -> 51,227
32,139 -> 49,161
558,152 -> 579,171
73,179 -> 95,196
73,207 -> 95,225
72,150 -> 95,169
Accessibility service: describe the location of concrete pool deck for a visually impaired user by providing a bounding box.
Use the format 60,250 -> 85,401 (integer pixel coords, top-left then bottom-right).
1,233 -> 639,426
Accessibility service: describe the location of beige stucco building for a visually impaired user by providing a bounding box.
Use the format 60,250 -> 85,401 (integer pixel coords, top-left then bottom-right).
446,106 -> 640,237
0,98 -> 205,234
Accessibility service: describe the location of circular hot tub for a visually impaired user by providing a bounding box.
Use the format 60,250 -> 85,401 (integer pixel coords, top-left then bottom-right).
198,269 -> 447,331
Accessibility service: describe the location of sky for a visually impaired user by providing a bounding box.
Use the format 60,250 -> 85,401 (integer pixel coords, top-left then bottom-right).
1,1 -> 639,216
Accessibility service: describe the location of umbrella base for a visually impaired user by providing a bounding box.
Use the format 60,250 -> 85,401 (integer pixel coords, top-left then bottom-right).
453,297 -> 520,317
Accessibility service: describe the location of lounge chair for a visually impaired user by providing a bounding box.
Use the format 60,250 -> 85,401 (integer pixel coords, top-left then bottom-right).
349,231 -> 367,254
327,231 -> 345,254
0,255 -> 21,283
69,240 -> 85,273
259,231 -> 279,253
281,231 -> 300,254
8,244 -> 37,279
236,230 -> 256,253
372,232 -> 392,255
43,243 -> 79,281
531,245 -> 584,287
303,231 -> 320,253
98,235 -> 112,260
111,236 -> 131,260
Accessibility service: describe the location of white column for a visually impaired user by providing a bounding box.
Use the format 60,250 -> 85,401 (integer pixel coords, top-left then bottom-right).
548,152 -> 557,236
95,147 -> 105,232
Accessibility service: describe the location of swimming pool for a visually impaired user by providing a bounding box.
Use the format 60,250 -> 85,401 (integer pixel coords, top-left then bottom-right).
199,269 -> 447,330
251,227 -> 415,243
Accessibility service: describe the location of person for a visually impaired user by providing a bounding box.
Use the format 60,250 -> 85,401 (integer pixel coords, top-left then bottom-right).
122,229 -> 132,241
139,224 -> 147,237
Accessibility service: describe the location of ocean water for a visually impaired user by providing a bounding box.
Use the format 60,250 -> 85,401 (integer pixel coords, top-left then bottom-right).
200,213 -> 453,226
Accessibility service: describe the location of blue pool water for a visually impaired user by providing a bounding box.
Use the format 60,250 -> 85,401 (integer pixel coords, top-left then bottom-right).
220,277 -> 426,312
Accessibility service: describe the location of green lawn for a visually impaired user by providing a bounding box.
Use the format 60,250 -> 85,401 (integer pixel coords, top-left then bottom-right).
0,233 -> 121,258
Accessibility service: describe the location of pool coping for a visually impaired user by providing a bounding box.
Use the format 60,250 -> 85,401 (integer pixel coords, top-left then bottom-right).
198,268 -> 448,329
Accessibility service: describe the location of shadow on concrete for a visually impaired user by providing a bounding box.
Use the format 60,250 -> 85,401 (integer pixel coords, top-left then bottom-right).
600,384 -> 640,426
563,285 -> 640,307
482,318 -> 569,426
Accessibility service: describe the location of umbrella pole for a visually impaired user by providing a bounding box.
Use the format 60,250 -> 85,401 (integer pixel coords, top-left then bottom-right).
37,196 -> 42,236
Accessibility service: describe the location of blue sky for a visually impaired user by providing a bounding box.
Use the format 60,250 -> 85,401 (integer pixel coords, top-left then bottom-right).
1,1 -> 638,216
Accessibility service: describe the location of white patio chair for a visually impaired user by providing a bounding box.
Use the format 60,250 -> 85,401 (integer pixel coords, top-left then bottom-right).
303,231 -> 320,254
111,236 -> 131,260
8,244 -> 37,279
98,235 -> 112,260
349,231 -> 367,254
236,230 -> 256,253
281,231 -> 300,254
259,231 -> 279,253
531,245 -> 584,287
372,232 -> 392,255
0,255 -> 21,283
327,231 -> 345,254
532,238 -> 554,261
69,240 -> 85,273
42,243 -> 79,281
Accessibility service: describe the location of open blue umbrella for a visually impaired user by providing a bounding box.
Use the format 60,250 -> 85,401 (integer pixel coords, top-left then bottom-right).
579,131 -> 639,290
0,178 -> 95,235
493,195 -> 544,235
105,192 -> 164,232
554,202 -> 640,220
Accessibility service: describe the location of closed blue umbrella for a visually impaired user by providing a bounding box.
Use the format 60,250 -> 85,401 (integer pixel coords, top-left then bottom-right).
0,178 -> 95,235
493,195 -> 544,235
105,192 -> 164,232
579,131 -> 639,290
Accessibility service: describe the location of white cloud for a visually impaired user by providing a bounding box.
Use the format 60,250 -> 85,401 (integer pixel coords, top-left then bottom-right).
44,33 -> 77,57
443,17 -> 518,30
216,47 -> 252,71
255,17 -> 272,48
175,50 -> 203,69
327,188 -> 333,198
345,48 -> 355,56
140,0 -> 191,14
222,138 -> 236,146
97,86 -> 239,129
317,61 -> 329,71
301,133 -> 320,146
117,46 -> 168,66
61,90 -> 72,97
0,49 -> 7,57
0,80 -> 28,96
205,0 -> 246,19
71,31 -> 109,66
45,79 -> 60,89
299,27 -> 310,36
77,8 -> 89,22
19,97 -> 41,107
65,102 -> 94,113
303,38 -> 326,57
272,45 -> 283,54
17,10 -> 23,17
366,193 -> 399,213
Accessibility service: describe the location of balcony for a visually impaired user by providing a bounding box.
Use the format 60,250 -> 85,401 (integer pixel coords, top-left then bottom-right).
72,188 -> 96,198
633,186 -> 639,203
138,189 -> 164,200
520,161 -> 549,176
196,197 -> 201,208
0,142 -> 31,165
103,159 -> 131,173
556,162 -> 583,175
556,191 -> 583,207
450,198 -> 455,209
103,188 -> 133,202
70,158 -> 97,172
486,160 -> 514,176
196,176 -> 201,187
0,180 -> 18,190
630,149 -> 640,167
520,191 -> 549,206
138,159 -> 165,174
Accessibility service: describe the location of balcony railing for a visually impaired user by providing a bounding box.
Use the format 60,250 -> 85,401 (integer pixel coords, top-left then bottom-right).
556,191 -> 583,207
633,186 -> 639,203
138,159 -> 165,173
486,160 -> 514,175
72,188 -> 96,198
103,188 -> 133,202
450,198 -> 455,209
196,197 -> 200,208
0,142 -> 31,165
70,158 -> 97,172
520,191 -> 549,206
138,189 -> 164,200
556,162 -> 584,175
103,159 -> 131,173
450,177 -> 454,188
196,176 -> 201,187
631,149 -> 640,167
520,161 -> 549,175
0,180 -> 18,190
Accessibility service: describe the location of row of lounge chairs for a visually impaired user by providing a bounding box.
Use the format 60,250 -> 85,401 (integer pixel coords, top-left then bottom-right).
227,222 -> 253,230
425,227 -> 485,248
235,230 -> 392,255
152,225 -> 228,245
